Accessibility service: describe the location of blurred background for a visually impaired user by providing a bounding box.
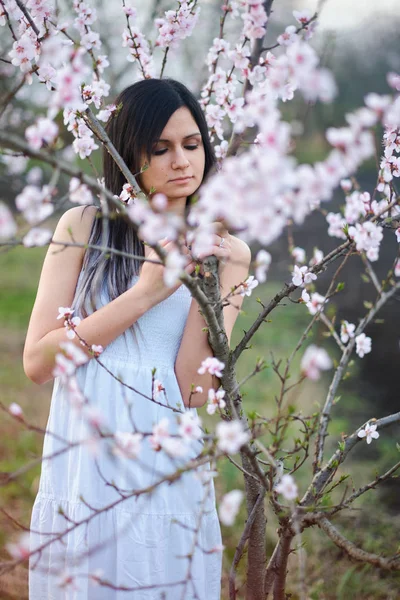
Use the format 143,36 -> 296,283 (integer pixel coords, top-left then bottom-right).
1,0 -> 400,598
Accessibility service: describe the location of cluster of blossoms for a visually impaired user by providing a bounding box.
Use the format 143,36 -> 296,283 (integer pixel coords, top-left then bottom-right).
291,265 -> 317,287
147,412 -> 202,458
348,221 -> 383,262
69,178 -> 93,205
207,388 -> 226,415
122,7 -> 155,78
155,1 -> 200,49
64,109 -> 100,160
340,321 -> 372,358
15,184 -> 54,224
25,117 -> 58,151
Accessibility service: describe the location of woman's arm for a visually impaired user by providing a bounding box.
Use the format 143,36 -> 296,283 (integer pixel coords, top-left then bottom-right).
23,206 -> 155,385
174,236 -> 252,408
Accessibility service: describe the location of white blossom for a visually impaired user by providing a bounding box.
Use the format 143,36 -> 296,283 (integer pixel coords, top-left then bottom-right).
358,422 -> 379,444
218,489 -> 244,526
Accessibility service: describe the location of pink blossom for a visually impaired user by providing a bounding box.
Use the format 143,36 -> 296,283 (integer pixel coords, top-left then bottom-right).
216,420 -> 250,454
387,72 -> 400,91
207,388 -> 226,415
69,178 -> 93,205
326,212 -> 346,239
274,473 -> 298,500
83,405 -> 105,430
22,228 -> 52,247
91,344 -> 103,356
178,412 -> 203,442
149,417 -> 170,451
113,432 -> 143,459
57,306 -> 74,320
340,321 -> 356,344
304,291 -> 326,315
292,265 -> 317,287
9,402 -> 23,418
309,248 -> 324,267
72,135 -> 99,160
9,34 -> 36,73
301,345 -> 332,381
59,341 -> 88,366
355,333 -> 372,358
340,178 -> 352,192
57,571 -> 80,591
66,376 -> 85,409
292,247 -> 306,264
218,490 -> 243,526
348,222 -> 383,260
80,31 -> 101,51
37,64 -> 56,90
151,193 -> 168,212
277,25 -> 297,46
238,275 -> 259,297
6,532 -> 31,560
293,9 -> 312,25
162,436 -> 188,457
394,259 -> 400,277
214,140 -> 229,162
25,117 -> 58,150
153,379 -> 165,399
53,353 -> 75,382
0,203 -> 17,241
358,422 -> 379,444
155,2 -> 200,49
198,357 -> 225,378
164,249 -> 188,288
254,249 -> 271,283
228,44 -> 250,70
97,104 -> 116,122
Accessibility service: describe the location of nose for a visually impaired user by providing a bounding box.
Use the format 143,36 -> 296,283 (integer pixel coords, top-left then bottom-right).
172,147 -> 190,170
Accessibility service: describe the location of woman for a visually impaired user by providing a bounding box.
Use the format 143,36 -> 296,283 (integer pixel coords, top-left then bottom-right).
25,78 -> 251,599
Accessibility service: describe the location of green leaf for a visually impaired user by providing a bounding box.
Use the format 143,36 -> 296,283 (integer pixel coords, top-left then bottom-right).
336,282 -> 345,292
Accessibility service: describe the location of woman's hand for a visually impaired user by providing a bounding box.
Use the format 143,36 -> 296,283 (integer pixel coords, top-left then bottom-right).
135,239 -> 196,306
190,222 -> 232,272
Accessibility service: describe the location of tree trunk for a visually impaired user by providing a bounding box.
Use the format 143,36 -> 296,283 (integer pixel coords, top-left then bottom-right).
242,453 -> 267,600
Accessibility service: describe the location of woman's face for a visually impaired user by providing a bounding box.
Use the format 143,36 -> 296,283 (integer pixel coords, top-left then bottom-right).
139,106 -> 206,216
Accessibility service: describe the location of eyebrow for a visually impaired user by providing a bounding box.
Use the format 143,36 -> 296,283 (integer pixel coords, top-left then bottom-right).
155,132 -> 202,143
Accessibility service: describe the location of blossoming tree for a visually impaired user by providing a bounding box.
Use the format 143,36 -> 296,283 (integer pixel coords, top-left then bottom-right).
1,0 -> 400,598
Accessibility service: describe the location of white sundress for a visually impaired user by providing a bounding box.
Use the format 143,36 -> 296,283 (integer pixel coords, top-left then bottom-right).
29,272 -> 222,600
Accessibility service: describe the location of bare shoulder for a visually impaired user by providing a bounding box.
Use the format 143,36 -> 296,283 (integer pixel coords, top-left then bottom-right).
54,205 -> 99,243
229,234 -> 252,266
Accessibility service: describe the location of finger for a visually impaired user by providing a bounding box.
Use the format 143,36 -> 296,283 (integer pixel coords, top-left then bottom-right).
196,246 -> 231,260
184,261 -> 196,274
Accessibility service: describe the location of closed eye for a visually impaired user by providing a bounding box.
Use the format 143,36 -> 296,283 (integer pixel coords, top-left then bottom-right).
153,145 -> 199,156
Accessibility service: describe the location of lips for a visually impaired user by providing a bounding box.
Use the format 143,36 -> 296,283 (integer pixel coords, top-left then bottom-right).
169,176 -> 193,182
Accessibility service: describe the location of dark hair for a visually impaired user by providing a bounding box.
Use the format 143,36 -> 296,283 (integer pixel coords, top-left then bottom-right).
74,78 -> 216,318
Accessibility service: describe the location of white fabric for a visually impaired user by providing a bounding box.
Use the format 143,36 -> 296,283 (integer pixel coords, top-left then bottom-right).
29,274 -> 222,599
